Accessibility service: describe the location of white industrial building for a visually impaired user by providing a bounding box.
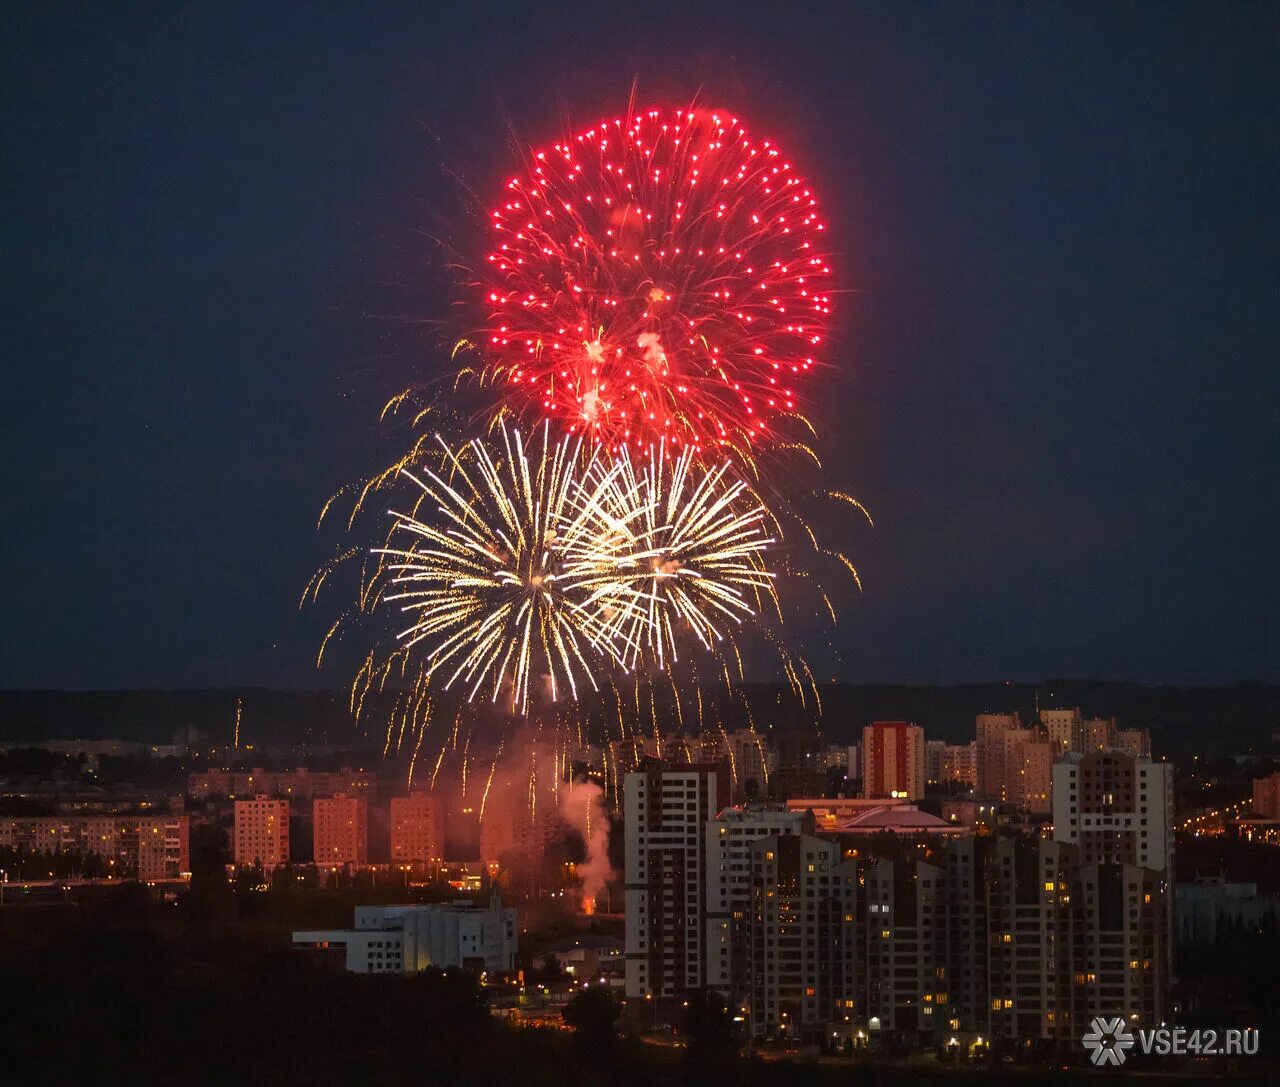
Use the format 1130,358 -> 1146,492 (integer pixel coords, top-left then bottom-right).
293,896 -> 517,975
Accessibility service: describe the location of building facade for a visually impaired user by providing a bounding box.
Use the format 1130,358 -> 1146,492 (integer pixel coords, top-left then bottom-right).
1012,740 -> 1053,814
313,794 -> 368,869
1052,751 -> 1172,872
1252,771 -> 1280,819
746,834 -> 858,1040
940,742 -> 978,788
924,741 -> 947,786
390,794 -> 443,867
863,855 -> 947,1035
189,767 -> 375,801
233,796 -> 290,870
861,722 -> 925,800
293,896 -> 517,975
975,713 -> 1022,795
705,803 -> 809,997
1116,728 -> 1152,759
624,763 -> 726,998
0,813 -> 189,880
1039,708 -> 1081,756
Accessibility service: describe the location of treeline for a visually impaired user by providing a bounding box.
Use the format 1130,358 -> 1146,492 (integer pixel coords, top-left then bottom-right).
0,845 -> 116,879
1177,916 -> 1280,1030
0,924 -> 1112,1087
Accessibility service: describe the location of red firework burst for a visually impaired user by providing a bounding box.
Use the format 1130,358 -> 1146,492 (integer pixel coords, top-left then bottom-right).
481,106 -> 833,453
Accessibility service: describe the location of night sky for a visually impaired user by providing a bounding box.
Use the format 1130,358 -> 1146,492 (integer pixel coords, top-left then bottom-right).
4,3 -> 1278,689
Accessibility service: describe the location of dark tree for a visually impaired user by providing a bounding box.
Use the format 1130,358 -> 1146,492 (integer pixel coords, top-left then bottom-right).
682,988 -> 738,1071
563,987 -> 621,1052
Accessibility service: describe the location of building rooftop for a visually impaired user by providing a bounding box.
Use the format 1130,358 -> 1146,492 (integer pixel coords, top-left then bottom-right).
831,804 -> 967,836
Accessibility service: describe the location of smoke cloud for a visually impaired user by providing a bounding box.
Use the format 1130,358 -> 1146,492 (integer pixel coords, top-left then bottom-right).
558,775 -> 613,913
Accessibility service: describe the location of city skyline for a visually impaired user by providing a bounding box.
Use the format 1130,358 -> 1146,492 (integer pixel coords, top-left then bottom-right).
2,695 -> 1277,1074
3,5 -> 1278,1082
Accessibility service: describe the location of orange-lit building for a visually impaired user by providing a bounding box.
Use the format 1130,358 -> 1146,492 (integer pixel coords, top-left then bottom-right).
0,814 -> 189,880
941,741 -> 978,787
1252,771 -> 1280,819
861,721 -> 925,800
1012,740 -> 1054,814
134,814 -> 190,880
233,796 -> 290,870
188,766 -> 375,800
390,794 -> 442,867
314,794 -> 368,868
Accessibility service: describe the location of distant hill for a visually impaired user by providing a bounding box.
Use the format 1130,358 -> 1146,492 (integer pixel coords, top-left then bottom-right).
811,680 -> 1280,758
0,688 -> 359,749
1,680 -> 1277,760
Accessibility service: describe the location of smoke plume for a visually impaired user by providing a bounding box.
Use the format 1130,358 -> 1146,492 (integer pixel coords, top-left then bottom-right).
559,775 -> 613,913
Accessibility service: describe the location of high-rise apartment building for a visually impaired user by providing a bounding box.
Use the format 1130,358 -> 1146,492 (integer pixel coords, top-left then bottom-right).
1253,771 -> 1280,819
1116,728 -> 1152,758
390,794 -> 443,867
769,730 -> 826,800
1039,708 -> 1081,755
0,814 -> 190,880
856,833 -> 1172,1045
861,722 -> 925,800
987,841 -> 1172,1040
233,796 -> 290,870
985,836 -> 1076,1041
933,837 -> 989,1034
737,729 -> 776,788
746,834 -> 858,1040
924,740 -> 947,785
1052,751 -> 1172,872
1081,717 -> 1119,752
624,763 -> 726,998
314,794 -> 368,869
1063,861 -> 1169,1032
977,725 -> 1053,814
975,713 -> 1022,795
692,728 -> 772,801
863,855 -> 946,1034
705,803 -> 809,996
940,742 -> 978,788
980,727 -> 1031,805
1012,740 -> 1054,814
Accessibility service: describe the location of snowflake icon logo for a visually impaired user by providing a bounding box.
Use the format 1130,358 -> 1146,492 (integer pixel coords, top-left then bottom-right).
1082,1017 -> 1135,1066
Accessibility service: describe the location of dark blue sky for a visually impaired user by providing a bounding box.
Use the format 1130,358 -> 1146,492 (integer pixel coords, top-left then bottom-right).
4,3 -> 1278,688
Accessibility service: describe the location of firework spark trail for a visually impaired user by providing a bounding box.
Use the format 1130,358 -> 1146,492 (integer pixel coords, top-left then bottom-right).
375,422 -> 649,715
479,740 -> 504,821
369,418 -> 806,731
479,106 -> 833,453
587,441 -> 777,671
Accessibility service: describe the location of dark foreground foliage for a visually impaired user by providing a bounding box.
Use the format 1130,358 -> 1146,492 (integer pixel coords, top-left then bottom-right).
1,884 -> 1276,1086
